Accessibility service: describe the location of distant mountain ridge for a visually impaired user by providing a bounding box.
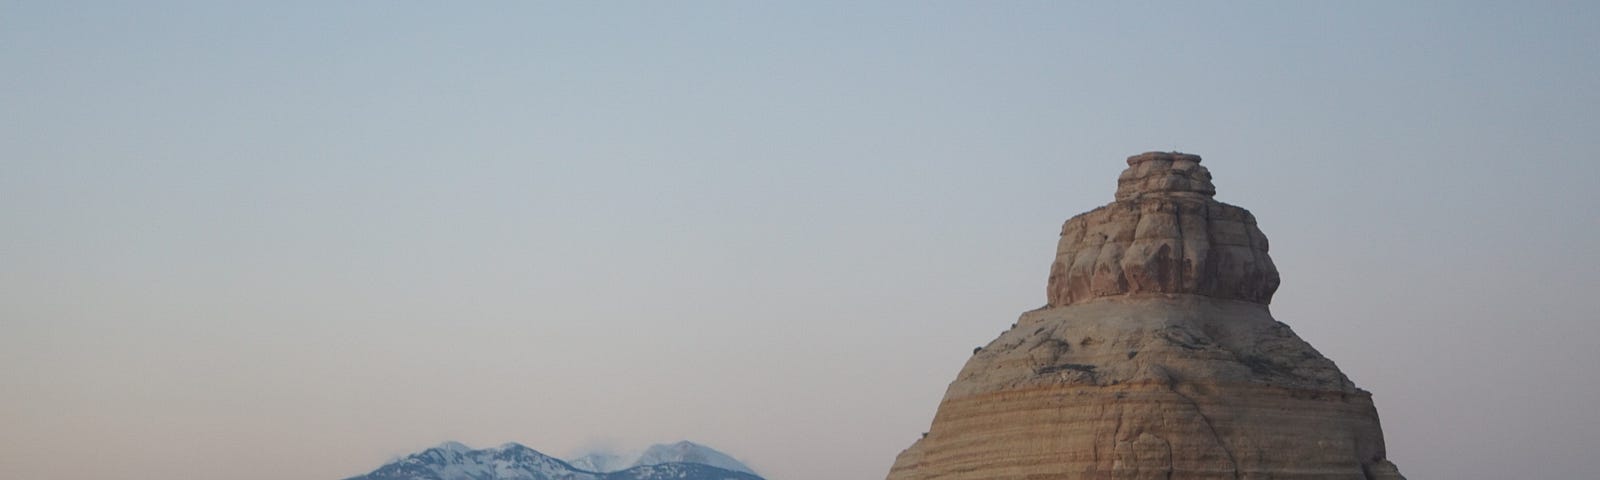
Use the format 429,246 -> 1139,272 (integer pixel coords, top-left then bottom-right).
565,452 -> 628,474
567,441 -> 756,475
344,441 -> 760,480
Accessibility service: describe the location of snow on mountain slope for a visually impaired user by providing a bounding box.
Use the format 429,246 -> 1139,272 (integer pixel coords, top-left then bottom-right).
606,463 -> 761,480
345,442 -> 595,480
628,441 -> 756,476
345,442 -> 761,480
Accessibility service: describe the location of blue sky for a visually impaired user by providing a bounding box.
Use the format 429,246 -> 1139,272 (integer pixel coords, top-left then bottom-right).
3,2 -> 1597,479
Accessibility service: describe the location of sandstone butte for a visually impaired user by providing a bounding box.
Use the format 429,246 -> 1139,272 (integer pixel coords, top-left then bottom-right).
886,152 -> 1406,480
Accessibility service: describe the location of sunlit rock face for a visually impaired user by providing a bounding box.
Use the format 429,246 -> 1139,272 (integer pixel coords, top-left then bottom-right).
1047,152 -> 1279,307
887,152 -> 1405,480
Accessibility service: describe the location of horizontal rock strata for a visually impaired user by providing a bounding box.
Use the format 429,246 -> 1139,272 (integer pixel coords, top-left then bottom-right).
888,297 -> 1404,480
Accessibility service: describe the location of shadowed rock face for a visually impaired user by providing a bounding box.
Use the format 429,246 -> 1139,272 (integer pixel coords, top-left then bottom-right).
888,152 -> 1405,480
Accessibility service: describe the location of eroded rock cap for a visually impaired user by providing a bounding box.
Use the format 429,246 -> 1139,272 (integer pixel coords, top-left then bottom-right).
1116,152 -> 1215,200
1047,152 -> 1279,306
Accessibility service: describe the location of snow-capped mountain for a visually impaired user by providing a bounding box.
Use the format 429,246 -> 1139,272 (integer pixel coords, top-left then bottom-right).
628,441 -> 757,476
346,442 -> 593,480
345,441 -> 760,480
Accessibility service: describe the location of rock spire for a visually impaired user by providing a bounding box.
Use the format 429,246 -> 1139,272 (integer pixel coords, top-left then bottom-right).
887,152 -> 1405,480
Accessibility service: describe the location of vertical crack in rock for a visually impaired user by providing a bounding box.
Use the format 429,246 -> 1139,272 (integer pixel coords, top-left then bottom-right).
887,152 -> 1406,480
1166,382 -> 1240,479
1164,439 -> 1176,480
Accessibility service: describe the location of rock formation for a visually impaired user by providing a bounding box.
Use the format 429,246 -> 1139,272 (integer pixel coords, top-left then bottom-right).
887,152 -> 1405,480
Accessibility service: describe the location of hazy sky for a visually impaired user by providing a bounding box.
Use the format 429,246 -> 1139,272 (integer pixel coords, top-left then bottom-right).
3,2 -> 1597,479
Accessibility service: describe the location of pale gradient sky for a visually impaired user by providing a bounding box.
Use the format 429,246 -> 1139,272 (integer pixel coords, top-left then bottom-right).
3,2 -> 1597,479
